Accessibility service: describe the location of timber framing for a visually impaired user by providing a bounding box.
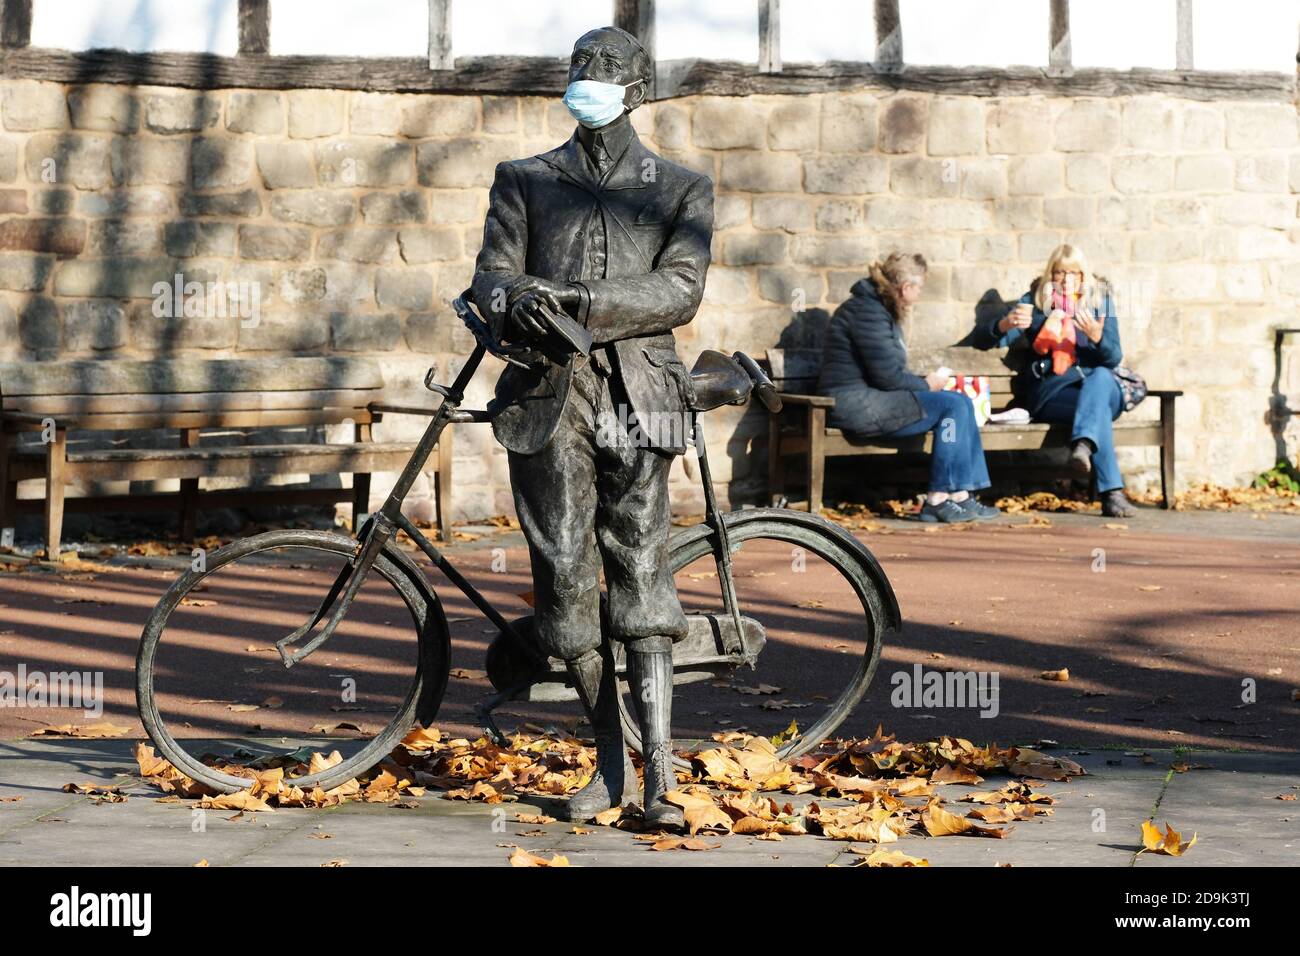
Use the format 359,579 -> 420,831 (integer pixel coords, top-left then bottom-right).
0,0 -> 1294,101
0,48 -> 1291,102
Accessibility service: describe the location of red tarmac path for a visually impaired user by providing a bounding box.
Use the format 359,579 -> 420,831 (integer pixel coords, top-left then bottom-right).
0,507 -> 1296,752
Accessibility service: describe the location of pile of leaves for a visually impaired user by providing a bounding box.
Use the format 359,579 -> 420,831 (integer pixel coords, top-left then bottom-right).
1158,482 -> 1300,513
132,726 -> 1086,864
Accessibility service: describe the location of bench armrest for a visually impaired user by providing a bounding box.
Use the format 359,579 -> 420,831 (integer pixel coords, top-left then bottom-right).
1149,389 -> 1183,398
775,392 -> 835,408
0,410 -> 72,430
369,401 -> 443,416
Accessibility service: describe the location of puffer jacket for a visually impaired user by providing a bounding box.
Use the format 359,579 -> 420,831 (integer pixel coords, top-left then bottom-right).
817,278 -> 926,436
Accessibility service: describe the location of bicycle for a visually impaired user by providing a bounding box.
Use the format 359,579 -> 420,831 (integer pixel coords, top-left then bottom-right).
135,292 -> 901,794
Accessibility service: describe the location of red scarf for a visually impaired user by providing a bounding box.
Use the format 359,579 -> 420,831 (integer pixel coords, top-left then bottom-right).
1033,285 -> 1079,375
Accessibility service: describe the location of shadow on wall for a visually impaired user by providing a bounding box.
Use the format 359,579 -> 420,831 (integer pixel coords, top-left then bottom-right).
4,1 -> 430,542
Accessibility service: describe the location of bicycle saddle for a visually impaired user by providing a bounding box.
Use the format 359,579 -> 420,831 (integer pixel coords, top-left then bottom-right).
689,349 -> 753,412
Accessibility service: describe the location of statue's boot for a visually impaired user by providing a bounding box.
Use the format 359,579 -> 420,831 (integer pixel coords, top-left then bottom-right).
627,637 -> 684,831
563,645 -> 637,822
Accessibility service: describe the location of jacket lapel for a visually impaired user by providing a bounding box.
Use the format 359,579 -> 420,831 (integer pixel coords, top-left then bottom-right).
539,132 -> 599,192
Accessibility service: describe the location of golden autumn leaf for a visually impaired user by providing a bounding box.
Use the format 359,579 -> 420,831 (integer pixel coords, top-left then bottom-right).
664,789 -> 733,835
200,791 -> 274,812
822,819 -> 900,843
32,721 -> 130,738
134,742 -> 172,778
1139,820 -> 1197,856
853,848 -> 930,867
922,802 -> 1013,838
647,837 -> 721,851
1039,668 -> 1070,682
515,812 -> 556,825
509,848 -> 570,867
400,726 -> 443,750
931,763 -> 983,786
307,750 -> 344,775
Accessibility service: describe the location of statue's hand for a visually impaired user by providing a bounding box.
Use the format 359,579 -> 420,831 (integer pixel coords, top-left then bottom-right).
508,291 -> 553,342
505,279 -> 581,343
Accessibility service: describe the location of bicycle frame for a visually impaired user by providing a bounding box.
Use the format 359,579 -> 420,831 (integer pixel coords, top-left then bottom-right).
273,296 -> 752,680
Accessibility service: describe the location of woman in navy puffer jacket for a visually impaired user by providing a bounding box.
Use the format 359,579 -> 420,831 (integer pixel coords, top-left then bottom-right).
818,253 -> 998,523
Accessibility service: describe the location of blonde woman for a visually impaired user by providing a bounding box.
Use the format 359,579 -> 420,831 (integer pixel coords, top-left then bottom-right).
818,252 -> 998,523
979,244 -> 1134,518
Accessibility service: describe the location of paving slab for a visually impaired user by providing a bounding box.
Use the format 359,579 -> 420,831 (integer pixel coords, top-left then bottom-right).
2,739 -> 1288,866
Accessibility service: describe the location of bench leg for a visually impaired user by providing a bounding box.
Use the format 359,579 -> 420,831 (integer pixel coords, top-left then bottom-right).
179,428 -> 200,541
767,410 -> 785,505
352,420 -> 372,532
352,473 -> 372,533
435,426 -> 453,543
1159,394 -> 1177,510
0,431 -> 13,548
44,426 -> 67,561
806,406 -> 826,515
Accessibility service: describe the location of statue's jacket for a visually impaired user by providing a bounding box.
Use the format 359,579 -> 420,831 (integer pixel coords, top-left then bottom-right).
471,126 -> 715,456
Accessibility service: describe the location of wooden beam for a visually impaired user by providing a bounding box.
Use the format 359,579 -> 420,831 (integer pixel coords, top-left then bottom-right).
1048,0 -> 1071,77
615,0 -> 655,96
238,0 -> 269,55
428,0 -> 452,71
874,0 -> 902,73
0,46 -> 1292,101
1,0 -> 31,49
758,0 -> 780,74
1176,0 -> 1193,70
659,61 -> 1295,102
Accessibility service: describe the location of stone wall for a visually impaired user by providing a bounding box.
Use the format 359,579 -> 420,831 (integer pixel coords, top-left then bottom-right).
1,78 -> 1297,521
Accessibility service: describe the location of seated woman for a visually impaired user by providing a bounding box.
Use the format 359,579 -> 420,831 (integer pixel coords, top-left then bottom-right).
818,252 -> 999,524
977,243 -> 1136,518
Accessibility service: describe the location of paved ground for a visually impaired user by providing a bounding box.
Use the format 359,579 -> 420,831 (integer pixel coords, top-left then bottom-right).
0,738 -> 1294,866
1,506 -> 1295,749
0,505 -> 1296,865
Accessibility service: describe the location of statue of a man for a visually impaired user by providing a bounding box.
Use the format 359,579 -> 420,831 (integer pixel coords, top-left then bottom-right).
471,25 -> 714,828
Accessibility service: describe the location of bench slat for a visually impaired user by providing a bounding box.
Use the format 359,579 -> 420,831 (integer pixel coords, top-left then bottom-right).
1,388 -> 382,417
0,357 -> 385,397
10,441 -> 418,483
3,408 -> 379,431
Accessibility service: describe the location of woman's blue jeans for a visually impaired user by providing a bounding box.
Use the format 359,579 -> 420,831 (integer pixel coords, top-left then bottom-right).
1035,367 -> 1125,493
884,390 -> 991,493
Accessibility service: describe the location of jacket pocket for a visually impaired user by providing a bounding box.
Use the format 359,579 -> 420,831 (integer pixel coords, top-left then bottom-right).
641,345 -> 695,412
642,345 -> 682,367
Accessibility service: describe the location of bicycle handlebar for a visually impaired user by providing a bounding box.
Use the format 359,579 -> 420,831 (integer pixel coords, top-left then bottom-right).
733,351 -> 783,414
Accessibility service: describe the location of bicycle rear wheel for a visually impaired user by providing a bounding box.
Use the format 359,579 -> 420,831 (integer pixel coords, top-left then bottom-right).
136,529 -> 450,793
619,508 -> 899,767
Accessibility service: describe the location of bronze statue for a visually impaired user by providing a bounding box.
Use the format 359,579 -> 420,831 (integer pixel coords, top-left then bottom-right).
471,25 -> 714,828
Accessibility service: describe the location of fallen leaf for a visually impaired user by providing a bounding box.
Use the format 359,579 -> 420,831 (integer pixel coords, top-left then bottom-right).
1139,819 -> 1196,856
509,848 -> 569,867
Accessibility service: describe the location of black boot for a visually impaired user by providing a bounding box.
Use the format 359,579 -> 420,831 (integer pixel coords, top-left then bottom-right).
627,636 -> 683,830
1100,488 -> 1136,518
563,645 -> 636,822
1069,440 -> 1094,479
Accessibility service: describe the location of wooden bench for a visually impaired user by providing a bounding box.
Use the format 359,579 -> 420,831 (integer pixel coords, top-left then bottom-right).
765,346 -> 1181,513
0,357 -> 453,558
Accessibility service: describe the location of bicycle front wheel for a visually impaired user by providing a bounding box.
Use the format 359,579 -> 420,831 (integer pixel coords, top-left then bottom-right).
136,529 -> 450,794
620,508 -> 899,767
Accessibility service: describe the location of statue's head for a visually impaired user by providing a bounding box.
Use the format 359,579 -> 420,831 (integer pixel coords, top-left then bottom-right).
562,26 -> 651,128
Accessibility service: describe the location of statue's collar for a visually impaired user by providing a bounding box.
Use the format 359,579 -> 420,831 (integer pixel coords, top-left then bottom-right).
543,119 -> 648,191
575,115 -> 635,165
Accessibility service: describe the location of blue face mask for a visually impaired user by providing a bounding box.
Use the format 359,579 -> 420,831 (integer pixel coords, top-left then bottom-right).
562,79 -> 641,129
